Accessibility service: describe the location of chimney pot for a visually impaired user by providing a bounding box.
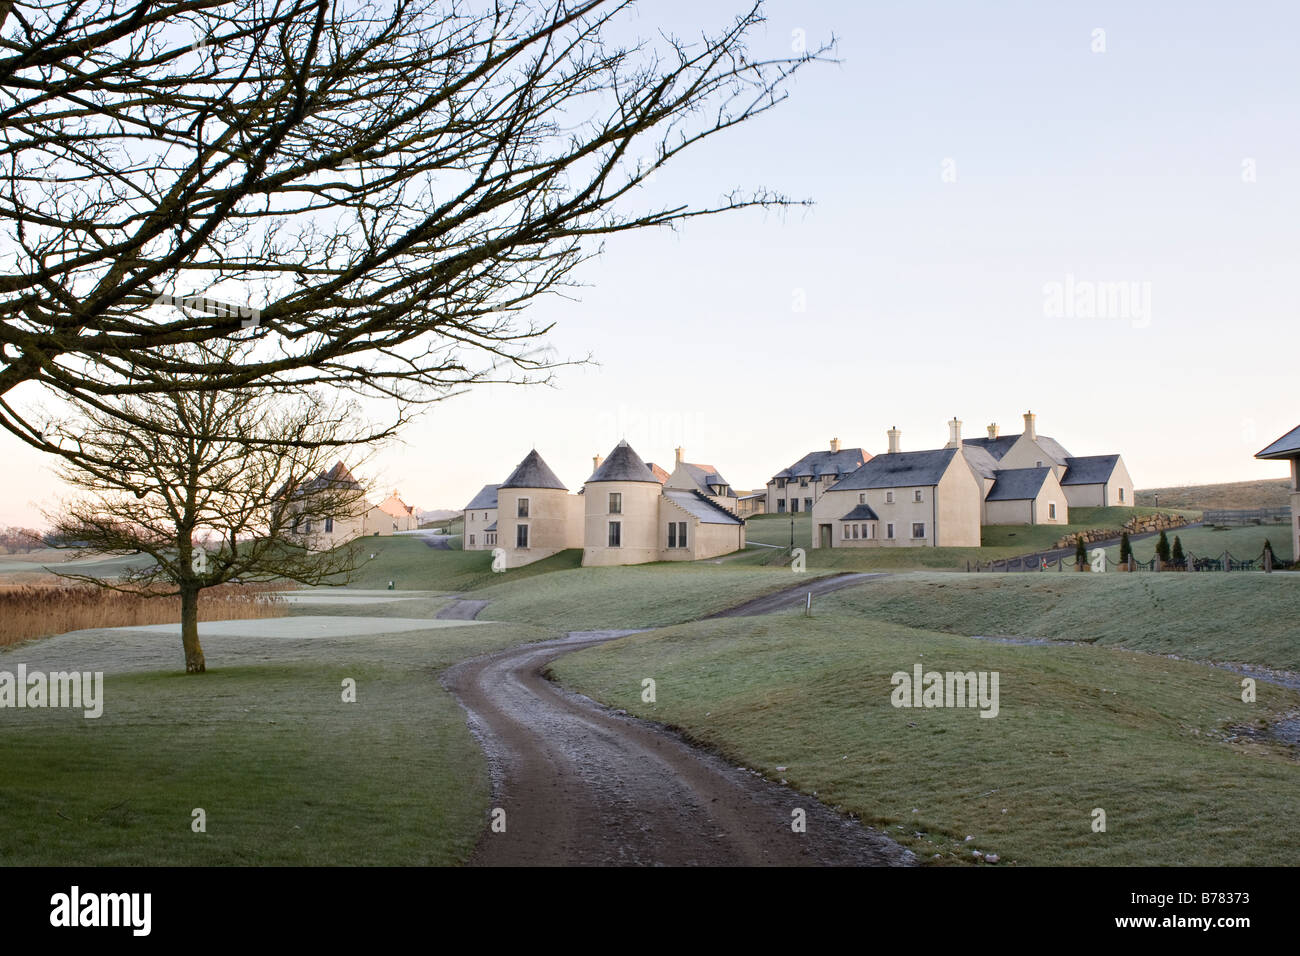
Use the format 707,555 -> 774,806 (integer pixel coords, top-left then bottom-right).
887,426 -> 901,455
593,454 -> 604,471
987,423 -> 999,440
675,446 -> 684,464
830,437 -> 841,453
1023,411 -> 1037,441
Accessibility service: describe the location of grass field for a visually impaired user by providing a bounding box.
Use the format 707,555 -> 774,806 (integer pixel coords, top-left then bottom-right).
1092,523 -> 1291,565
329,536 -> 580,591
0,612 -> 548,865
811,572 -> 1300,671
553,600 -> 1300,865
1136,478 -> 1292,511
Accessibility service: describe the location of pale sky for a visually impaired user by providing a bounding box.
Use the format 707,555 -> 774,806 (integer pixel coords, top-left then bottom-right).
3,0 -> 1296,526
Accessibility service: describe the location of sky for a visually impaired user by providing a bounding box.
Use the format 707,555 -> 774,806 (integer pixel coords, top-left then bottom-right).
3,0 -> 1298,525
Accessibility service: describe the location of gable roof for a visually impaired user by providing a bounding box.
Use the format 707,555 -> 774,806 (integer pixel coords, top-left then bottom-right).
662,489 -> 743,525
377,491 -> 414,518
839,503 -> 881,521
500,450 -> 567,490
986,467 -> 1053,501
675,461 -> 738,497
772,447 -> 869,481
1060,454 -> 1120,486
642,462 -> 672,483
588,441 -> 659,483
961,445 -> 1001,480
963,433 -> 1072,465
829,448 -> 958,490
465,484 -> 500,511
1257,425 -> 1300,460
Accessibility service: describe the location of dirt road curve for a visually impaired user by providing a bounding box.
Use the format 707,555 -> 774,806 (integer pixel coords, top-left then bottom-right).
442,574 -> 914,866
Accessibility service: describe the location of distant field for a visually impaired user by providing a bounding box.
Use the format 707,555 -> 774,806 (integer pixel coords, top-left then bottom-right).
1137,478 -> 1292,511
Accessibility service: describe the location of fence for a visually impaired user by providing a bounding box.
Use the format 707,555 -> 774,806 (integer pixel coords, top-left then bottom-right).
1201,507 -> 1292,526
969,548 -> 1288,573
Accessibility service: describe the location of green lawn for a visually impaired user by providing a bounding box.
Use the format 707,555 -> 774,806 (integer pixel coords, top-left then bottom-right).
0,620 -> 548,865
552,610 -> 1300,865
330,536 -> 580,592
1093,523 -> 1291,565
475,562 -> 832,630
811,571 -> 1300,671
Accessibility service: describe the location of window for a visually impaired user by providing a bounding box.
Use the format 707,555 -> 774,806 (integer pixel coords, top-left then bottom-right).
912,522 -> 926,539
486,532 -> 496,546
1036,460 -> 1043,468
668,522 -> 677,548
1119,488 -> 1125,503
1048,502 -> 1057,520
859,493 -> 866,504
799,477 -> 808,487
886,491 -> 894,504
677,521 -> 687,548
843,524 -> 851,541
608,521 -> 621,547
516,524 -> 529,548
777,499 -> 786,513
851,524 -> 859,539
777,478 -> 786,489
791,499 -> 799,513
886,523 -> 895,539
914,489 -> 923,503
517,498 -> 530,518
469,534 -> 475,546
804,498 -> 813,513
609,492 -> 622,514
304,518 -> 312,534
865,523 -> 875,539
325,517 -> 334,533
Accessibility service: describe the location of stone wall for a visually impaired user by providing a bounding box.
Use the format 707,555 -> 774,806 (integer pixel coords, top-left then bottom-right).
1053,512 -> 1189,550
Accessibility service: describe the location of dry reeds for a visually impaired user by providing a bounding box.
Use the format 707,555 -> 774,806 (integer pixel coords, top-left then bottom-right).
0,582 -> 289,647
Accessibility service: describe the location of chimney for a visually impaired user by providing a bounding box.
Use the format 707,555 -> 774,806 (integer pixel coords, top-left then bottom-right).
675,446 -> 684,464
593,454 -> 604,471
887,426 -> 901,455
946,418 -> 963,448
1023,410 -> 1037,441
830,437 -> 841,453
987,423 -> 999,440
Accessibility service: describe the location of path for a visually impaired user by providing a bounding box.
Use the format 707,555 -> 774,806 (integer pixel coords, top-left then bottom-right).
442,574 -> 913,866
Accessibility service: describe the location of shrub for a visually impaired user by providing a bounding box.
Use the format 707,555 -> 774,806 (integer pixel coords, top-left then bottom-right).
1119,532 -> 1133,564
1075,535 -> 1087,566
1155,530 -> 1171,563
1171,535 -> 1185,566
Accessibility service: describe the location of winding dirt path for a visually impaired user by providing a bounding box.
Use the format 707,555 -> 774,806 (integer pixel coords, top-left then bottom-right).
442,573 -> 913,866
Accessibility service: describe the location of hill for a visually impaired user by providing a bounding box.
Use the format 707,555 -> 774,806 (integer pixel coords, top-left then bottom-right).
1135,478 -> 1291,511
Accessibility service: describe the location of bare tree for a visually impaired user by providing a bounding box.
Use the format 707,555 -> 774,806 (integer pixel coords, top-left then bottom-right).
1,0 -> 830,466
45,342 -> 380,672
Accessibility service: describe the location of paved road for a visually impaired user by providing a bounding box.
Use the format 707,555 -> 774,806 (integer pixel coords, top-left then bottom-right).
442,575 -> 914,867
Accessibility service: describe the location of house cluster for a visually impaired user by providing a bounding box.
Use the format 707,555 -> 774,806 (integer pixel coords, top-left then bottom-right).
463,442 -> 744,567
806,412 -> 1132,549
288,462 -> 422,550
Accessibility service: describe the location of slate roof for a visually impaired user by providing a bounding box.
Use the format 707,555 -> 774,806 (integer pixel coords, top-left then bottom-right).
1060,455 -> 1120,486
829,448 -> 958,490
1257,425 -> 1300,460
662,489 -> 744,525
986,467 -> 1052,501
500,450 -> 567,490
677,462 -> 738,498
587,441 -> 659,483
961,445 -> 1001,480
465,484 -> 500,511
839,503 -> 881,521
963,434 -> 1072,465
280,460 -> 362,501
772,448 -> 869,481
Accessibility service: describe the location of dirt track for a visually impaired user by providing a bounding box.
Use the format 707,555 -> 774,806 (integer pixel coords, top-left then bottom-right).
442,574 -> 914,866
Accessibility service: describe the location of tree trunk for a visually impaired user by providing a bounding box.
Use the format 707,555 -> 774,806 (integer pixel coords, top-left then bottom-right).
181,585 -> 205,673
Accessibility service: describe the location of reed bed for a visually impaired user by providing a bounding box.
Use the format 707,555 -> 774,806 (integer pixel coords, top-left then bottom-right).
0,582 -> 288,647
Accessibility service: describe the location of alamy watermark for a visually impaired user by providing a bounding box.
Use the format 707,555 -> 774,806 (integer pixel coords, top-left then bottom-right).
890,664 -> 999,718
1043,274 -> 1151,329
0,666 -> 103,718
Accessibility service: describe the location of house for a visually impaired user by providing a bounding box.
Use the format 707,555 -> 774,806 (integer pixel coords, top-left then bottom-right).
463,484 -> 500,550
473,442 -> 745,568
811,413 -> 1130,549
1255,424 -> 1300,559
287,463 -> 419,550
964,412 -> 1134,508
736,492 -> 767,516
766,439 -> 870,515
493,450 -> 585,567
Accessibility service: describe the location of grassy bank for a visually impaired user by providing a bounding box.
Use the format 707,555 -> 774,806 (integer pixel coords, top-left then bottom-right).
552,612 -> 1300,865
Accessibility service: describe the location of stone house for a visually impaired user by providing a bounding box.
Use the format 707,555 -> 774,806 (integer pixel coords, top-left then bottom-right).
765,439 -> 870,515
